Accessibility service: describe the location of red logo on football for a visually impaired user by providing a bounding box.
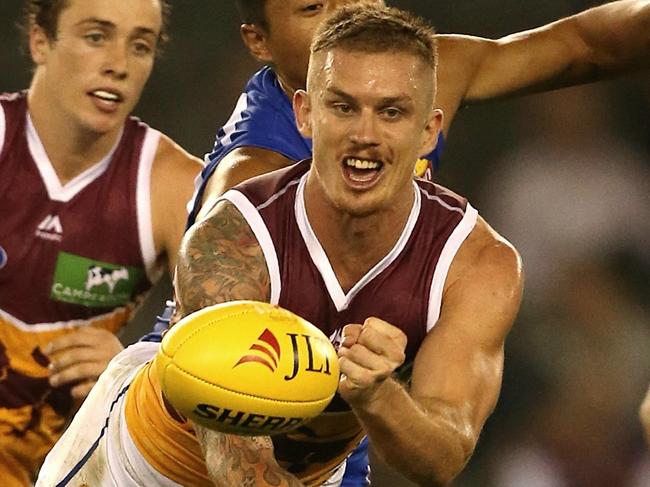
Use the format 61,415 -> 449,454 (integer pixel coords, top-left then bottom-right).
234,328 -> 281,372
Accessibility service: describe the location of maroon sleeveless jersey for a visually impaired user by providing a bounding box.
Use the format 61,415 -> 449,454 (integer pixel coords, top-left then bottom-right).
222,159 -> 478,485
0,92 -> 163,484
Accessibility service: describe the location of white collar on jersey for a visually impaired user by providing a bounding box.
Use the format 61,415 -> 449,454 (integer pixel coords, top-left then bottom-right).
26,112 -> 123,202
294,174 -> 421,312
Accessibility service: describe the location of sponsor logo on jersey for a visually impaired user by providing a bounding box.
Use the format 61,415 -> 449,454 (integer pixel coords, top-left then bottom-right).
50,252 -> 144,307
35,214 -> 63,242
0,245 -> 7,269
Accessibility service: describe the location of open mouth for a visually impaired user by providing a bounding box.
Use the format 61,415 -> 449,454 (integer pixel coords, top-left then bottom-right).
89,89 -> 124,106
342,157 -> 384,187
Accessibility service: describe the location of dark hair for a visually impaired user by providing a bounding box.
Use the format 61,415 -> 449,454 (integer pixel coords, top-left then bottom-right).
22,0 -> 172,47
312,3 -> 438,71
235,0 -> 268,28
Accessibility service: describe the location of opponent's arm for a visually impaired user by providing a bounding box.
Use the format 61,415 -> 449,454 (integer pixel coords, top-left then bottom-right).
174,200 -> 302,486
196,147 -> 295,222
437,0 -> 650,132
338,218 -> 523,486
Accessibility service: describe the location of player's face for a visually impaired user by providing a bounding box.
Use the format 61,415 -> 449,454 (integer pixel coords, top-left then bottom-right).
296,49 -> 441,216
261,0 -> 385,91
29,0 -> 162,135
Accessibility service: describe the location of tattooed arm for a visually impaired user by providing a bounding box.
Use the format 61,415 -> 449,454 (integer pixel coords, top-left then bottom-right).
195,426 -> 303,487
173,199 -> 303,486
174,199 -> 270,316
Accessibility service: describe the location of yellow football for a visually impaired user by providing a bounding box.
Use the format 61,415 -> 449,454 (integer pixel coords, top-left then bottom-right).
155,300 -> 340,435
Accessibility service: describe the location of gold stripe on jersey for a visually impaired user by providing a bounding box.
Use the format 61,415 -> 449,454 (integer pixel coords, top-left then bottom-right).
125,360 -> 212,487
0,309 -> 131,486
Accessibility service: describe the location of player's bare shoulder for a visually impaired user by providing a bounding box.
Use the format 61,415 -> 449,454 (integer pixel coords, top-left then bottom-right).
147,133 -> 202,269
198,146 -> 296,220
445,216 -> 524,321
152,133 -> 203,184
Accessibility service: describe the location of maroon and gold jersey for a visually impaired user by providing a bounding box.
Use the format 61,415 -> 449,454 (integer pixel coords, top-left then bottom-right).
228,160 -> 478,484
124,160 -> 477,486
0,92 -> 163,485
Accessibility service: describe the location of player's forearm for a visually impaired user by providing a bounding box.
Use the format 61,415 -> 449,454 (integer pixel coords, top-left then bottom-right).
456,0 -> 650,105
195,426 -> 304,487
352,379 -> 475,486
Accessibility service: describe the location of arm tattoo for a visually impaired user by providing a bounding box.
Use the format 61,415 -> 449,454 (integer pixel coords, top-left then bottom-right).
174,200 -> 271,319
195,426 -> 304,487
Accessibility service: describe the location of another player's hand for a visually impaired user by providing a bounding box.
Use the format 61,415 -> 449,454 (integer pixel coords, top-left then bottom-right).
337,317 -> 406,407
44,327 -> 124,400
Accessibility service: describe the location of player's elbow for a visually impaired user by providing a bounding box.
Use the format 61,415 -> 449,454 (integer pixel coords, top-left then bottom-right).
406,428 -> 476,487
573,1 -> 650,75
433,432 -> 475,486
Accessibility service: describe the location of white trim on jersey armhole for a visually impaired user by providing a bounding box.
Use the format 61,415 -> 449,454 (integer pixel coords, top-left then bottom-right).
136,127 -> 164,284
219,92 -> 249,146
185,158 -> 209,216
426,203 -> 478,332
0,101 -> 6,156
221,189 -> 281,304
185,93 -> 248,217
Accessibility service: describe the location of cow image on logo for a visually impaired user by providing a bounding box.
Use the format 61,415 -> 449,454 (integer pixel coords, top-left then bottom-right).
155,301 -> 340,436
85,266 -> 130,293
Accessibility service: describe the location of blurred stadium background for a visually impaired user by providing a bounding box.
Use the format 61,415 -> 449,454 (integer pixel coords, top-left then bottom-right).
1,1 -> 649,486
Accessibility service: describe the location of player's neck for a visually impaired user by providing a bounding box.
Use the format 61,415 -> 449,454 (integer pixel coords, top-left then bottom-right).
27,87 -> 123,186
275,72 -> 298,99
305,184 -> 415,292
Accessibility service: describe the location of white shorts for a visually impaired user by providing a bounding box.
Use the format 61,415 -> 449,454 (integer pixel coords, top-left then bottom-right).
36,342 -> 181,487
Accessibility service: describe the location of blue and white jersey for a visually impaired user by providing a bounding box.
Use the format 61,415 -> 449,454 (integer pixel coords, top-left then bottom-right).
187,66 -> 445,228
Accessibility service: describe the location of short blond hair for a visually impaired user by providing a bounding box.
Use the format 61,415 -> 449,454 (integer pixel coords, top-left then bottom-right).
312,3 -> 438,71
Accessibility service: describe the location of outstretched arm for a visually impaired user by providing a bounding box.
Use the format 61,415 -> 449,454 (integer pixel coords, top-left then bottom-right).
174,200 -> 301,486
338,218 -> 524,486
437,0 -> 650,132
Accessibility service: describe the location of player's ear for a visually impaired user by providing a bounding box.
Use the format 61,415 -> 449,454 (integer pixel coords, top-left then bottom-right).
240,23 -> 273,63
293,90 -> 312,138
29,24 -> 51,65
420,108 -> 443,155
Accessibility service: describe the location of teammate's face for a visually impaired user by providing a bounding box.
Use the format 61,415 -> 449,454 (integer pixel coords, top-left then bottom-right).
29,0 -> 162,135
251,0 -> 384,92
296,48 -> 441,216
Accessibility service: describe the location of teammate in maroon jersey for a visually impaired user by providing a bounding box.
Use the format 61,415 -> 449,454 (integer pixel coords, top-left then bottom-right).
0,0 -> 201,484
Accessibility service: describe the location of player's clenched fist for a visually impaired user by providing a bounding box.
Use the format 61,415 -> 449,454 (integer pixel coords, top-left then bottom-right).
337,317 -> 407,406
